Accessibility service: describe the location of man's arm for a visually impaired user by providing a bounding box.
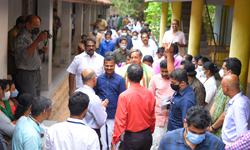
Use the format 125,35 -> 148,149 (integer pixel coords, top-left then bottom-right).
165,43 -> 175,74
69,73 -> 75,95
225,131 -> 250,150
98,43 -> 103,56
118,78 -> 126,95
208,111 -> 226,132
27,31 -> 47,56
92,96 -> 107,128
234,106 -> 249,137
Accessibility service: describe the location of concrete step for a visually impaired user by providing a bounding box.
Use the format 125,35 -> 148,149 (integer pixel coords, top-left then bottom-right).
200,41 -> 208,48
200,48 -> 210,55
181,15 -> 190,21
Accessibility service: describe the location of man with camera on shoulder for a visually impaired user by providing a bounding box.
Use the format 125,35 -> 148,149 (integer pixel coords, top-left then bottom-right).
14,14 -> 49,97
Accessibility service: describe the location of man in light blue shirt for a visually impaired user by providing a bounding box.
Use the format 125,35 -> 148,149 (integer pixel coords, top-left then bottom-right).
98,32 -> 115,57
222,74 -> 250,144
12,96 -> 52,150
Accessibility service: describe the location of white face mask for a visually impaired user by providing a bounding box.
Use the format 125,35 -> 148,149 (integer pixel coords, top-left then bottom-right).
106,40 -> 110,43
2,91 -> 10,101
197,66 -> 202,72
219,69 -> 228,78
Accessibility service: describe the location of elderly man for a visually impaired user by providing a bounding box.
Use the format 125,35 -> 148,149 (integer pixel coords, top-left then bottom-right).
207,58 -> 245,139
120,49 -> 155,89
14,14 -> 49,97
67,37 -> 104,95
90,14 -> 108,36
159,106 -> 225,150
167,68 -> 196,131
12,96 -> 52,150
94,56 -> 126,150
75,68 -> 108,147
111,64 -> 156,150
221,74 -> 250,144
45,92 -> 100,150
149,59 -> 175,150
140,32 -> 157,58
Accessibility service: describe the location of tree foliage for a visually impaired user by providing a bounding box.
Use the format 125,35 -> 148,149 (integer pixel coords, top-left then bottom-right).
109,0 -> 142,17
144,2 -> 172,41
203,5 -> 216,40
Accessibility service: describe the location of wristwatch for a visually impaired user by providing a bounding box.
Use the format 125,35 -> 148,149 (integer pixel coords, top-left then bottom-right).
111,142 -> 116,146
211,125 -> 216,131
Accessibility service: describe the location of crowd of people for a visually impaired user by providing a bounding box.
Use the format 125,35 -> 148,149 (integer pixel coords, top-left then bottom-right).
2,11 -> 250,150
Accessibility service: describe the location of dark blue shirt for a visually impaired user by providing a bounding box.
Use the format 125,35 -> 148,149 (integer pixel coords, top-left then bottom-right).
115,36 -> 133,50
94,72 -> 126,119
98,40 -> 115,57
167,84 -> 196,131
159,128 -> 225,150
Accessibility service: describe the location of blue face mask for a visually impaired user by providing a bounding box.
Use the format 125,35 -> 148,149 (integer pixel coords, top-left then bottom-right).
93,30 -> 98,34
200,70 -> 207,78
186,128 -> 206,145
132,36 -> 137,40
10,89 -> 19,98
197,66 -> 202,72
129,26 -> 133,29
122,33 -> 127,37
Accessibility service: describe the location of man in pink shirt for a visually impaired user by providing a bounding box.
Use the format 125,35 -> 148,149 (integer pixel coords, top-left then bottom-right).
152,43 -> 181,75
149,59 -> 175,150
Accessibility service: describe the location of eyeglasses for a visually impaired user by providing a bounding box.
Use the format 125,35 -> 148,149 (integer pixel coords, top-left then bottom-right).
86,45 -> 95,48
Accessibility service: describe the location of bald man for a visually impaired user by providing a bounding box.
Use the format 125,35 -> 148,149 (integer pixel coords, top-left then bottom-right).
14,14 -> 48,97
221,74 -> 250,144
75,68 -> 108,148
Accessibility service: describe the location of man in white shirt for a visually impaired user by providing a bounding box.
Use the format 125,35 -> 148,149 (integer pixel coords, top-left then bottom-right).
45,92 -> 100,150
162,19 -> 186,54
139,33 -> 157,58
131,31 -> 141,49
67,37 -> 105,95
75,68 -> 108,148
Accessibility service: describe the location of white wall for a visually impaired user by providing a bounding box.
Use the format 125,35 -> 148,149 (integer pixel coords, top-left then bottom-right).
226,7 -> 234,45
213,5 -> 222,41
8,0 -> 22,30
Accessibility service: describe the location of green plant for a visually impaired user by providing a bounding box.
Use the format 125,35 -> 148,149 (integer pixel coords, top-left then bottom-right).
109,0 -> 142,17
203,5 -> 216,40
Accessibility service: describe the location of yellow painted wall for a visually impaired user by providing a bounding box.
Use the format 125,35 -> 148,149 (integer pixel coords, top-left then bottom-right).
224,0 -> 235,7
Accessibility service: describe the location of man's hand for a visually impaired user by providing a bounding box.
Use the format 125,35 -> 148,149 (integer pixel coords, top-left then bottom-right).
36,30 -> 48,42
111,145 -> 116,150
207,126 -> 214,133
102,99 -> 109,108
42,46 -> 49,53
164,41 -> 172,54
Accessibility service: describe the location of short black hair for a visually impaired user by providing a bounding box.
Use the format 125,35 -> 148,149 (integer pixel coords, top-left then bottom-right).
53,8 -> 57,12
98,14 -> 102,18
184,54 -> 193,62
142,55 -> 154,64
169,68 -> 188,84
120,37 -> 127,43
84,37 -> 96,48
144,23 -> 150,26
104,55 -> 116,64
132,31 -> 138,35
203,61 -> 219,75
160,59 -> 168,68
127,64 -> 143,83
121,27 -> 127,32
106,25 -> 111,29
106,30 -> 112,36
15,93 -> 34,120
181,60 -> 197,77
194,55 -> 202,62
157,47 -> 165,53
186,106 -> 211,129
0,79 -> 8,91
105,32 -> 111,37
140,28 -> 149,34
69,92 -> 89,116
7,80 -> 15,87
222,57 -> 242,76
93,25 -> 99,29
16,16 -> 25,27
171,43 -> 179,54
172,19 -> 179,25
81,34 -> 87,39
198,57 -> 210,64
141,32 -> 149,39
31,96 -> 52,116
105,51 -> 115,57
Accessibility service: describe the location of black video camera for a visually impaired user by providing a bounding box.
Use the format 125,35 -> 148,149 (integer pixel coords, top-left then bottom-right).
42,30 -> 52,39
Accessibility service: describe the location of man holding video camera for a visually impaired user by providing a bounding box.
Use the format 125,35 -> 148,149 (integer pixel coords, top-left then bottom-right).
14,14 -> 49,97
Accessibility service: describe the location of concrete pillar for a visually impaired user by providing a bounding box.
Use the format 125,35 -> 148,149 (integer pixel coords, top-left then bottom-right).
57,0 -> 62,38
0,0 -> 8,79
91,5 -> 96,26
60,1 -> 72,67
106,7 -> 110,20
27,0 -> 35,15
172,2 -> 182,30
84,4 -> 91,34
96,5 -> 101,16
159,2 -> 168,47
8,0 -> 22,30
75,3 -> 84,46
37,0 -> 53,91
187,0 -> 204,56
229,0 -> 250,90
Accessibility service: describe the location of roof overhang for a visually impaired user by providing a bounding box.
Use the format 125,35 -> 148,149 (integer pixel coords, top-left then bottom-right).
60,0 -> 113,6
144,0 -> 227,6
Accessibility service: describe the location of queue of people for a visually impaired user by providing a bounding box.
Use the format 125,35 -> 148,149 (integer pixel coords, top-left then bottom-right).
3,12 -> 250,150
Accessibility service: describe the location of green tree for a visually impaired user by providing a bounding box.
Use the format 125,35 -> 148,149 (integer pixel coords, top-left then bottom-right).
144,2 -> 172,41
109,0 -> 142,17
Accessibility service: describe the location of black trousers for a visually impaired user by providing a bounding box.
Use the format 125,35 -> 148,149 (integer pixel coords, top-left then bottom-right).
94,128 -> 102,150
123,128 -> 152,150
15,69 -> 41,97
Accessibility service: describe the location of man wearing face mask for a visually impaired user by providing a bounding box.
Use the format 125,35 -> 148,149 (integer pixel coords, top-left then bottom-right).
88,25 -> 103,53
115,28 -> 133,50
12,96 -> 52,150
167,68 -> 196,131
159,106 -> 225,150
131,31 -> 141,49
113,38 -> 130,65
8,16 -> 26,80
208,57 -> 245,139
90,14 -> 108,36
14,14 -> 48,97
98,32 -> 115,57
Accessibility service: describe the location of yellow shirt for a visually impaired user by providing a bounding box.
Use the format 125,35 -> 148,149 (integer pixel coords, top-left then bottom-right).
87,32 -> 103,48
93,19 -> 108,31
8,26 -> 20,51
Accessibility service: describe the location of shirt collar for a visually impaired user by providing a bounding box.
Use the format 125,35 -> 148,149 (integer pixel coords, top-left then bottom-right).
67,117 -> 84,123
171,29 -> 180,34
82,85 -> 95,93
228,92 -> 243,107
178,84 -> 191,96
83,51 -> 97,58
105,72 -> 116,78
27,117 -> 40,133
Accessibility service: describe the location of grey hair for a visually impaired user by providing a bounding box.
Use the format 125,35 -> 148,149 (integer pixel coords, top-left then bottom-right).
31,96 -> 52,116
81,70 -> 96,84
130,49 -> 142,57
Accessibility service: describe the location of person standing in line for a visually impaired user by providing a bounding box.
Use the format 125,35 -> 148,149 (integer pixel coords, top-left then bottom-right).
88,25 -> 103,53
90,15 -> 108,36
98,32 -> 115,57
